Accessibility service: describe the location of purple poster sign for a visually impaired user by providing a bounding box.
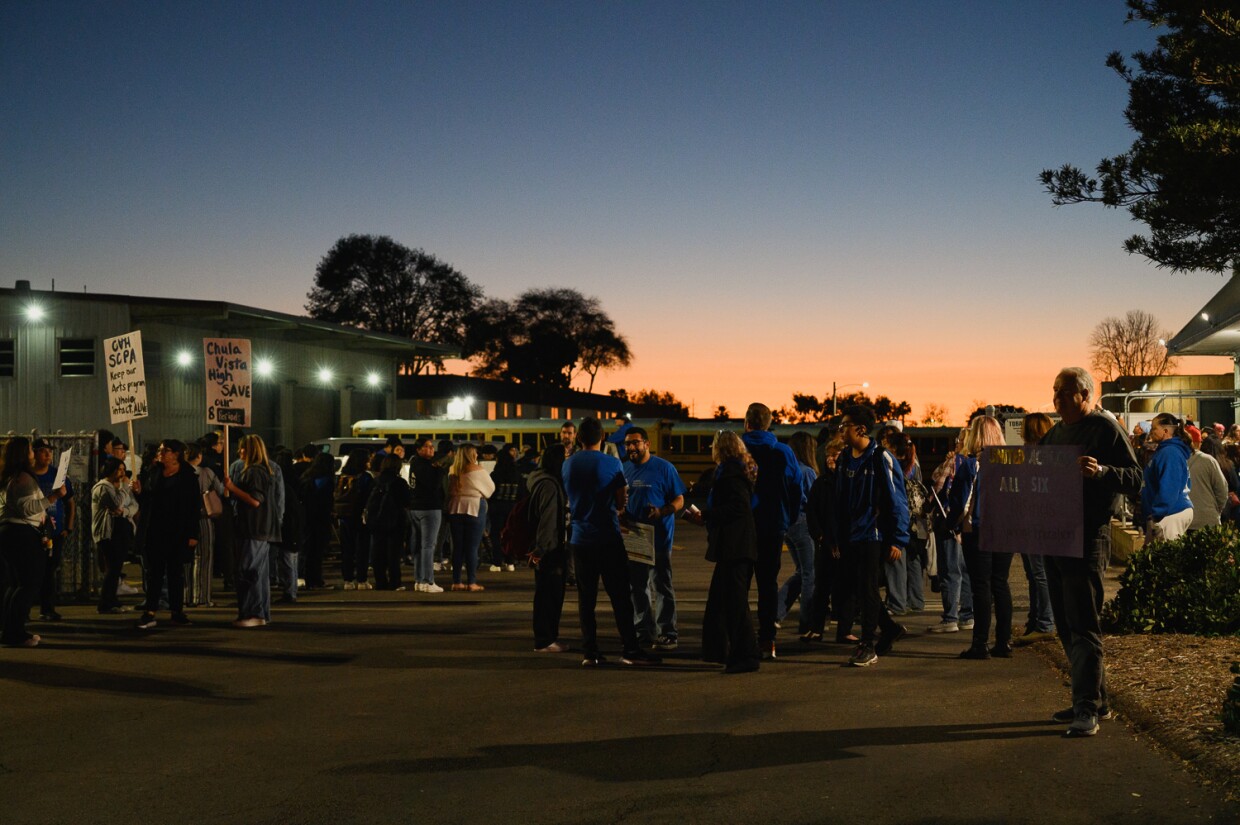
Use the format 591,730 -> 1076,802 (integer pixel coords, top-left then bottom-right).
978,445 -> 1085,559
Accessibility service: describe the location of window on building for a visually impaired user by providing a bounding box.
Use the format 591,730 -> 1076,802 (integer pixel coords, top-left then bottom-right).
0,339 -> 13,377
59,338 -> 95,377
143,340 -> 162,378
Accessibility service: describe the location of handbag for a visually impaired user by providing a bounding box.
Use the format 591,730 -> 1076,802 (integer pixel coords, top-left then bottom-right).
203,489 -> 224,519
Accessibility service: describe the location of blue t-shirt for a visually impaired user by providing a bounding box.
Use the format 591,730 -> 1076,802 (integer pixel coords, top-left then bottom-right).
563,449 -> 626,544
34,466 -> 73,532
624,455 -> 687,553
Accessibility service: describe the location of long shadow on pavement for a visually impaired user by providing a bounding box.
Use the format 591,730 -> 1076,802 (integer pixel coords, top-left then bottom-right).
340,722 -> 1060,781
0,660 -> 261,704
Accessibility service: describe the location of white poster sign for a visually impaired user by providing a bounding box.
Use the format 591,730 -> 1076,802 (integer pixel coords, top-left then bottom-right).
203,338 -> 252,426
105,330 -> 148,425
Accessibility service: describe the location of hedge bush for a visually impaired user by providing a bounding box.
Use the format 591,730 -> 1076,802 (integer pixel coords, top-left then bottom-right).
1102,525 -> 1240,635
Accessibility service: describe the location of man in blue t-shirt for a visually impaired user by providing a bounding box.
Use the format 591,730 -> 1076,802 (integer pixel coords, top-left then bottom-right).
563,417 -> 661,667
622,427 -> 686,650
31,438 -> 75,622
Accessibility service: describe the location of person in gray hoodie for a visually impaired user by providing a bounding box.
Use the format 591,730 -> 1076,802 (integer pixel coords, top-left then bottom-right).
1185,426 -> 1228,530
528,444 -> 569,652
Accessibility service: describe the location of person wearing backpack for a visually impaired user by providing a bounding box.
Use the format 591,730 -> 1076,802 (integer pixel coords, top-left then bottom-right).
366,454 -> 411,591
526,444 -> 569,652
830,405 -> 911,667
335,449 -> 374,591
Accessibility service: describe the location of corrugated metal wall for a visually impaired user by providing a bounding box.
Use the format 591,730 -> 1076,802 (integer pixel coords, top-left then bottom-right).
1,295 -> 400,450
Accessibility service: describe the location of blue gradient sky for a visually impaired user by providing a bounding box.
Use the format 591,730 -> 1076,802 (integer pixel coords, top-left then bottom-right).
2,1 -> 1229,422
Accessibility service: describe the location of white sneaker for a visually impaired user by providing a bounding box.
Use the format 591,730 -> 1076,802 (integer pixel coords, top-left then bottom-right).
356,581 -> 373,591
927,621 -> 959,633
116,580 -> 140,595
488,565 -> 502,572
297,578 -> 306,588
423,583 -> 444,594
432,562 -> 443,572
343,581 -> 357,591
504,564 -> 516,572
959,618 -> 975,630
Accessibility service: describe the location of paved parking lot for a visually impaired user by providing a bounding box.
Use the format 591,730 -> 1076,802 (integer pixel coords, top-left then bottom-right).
2,527 -> 1236,824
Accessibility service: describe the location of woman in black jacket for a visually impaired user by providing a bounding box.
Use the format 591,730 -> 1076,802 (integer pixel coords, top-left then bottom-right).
136,439 -> 201,630
297,453 -> 336,590
367,455 -> 411,591
691,431 -> 761,673
527,444 -> 569,652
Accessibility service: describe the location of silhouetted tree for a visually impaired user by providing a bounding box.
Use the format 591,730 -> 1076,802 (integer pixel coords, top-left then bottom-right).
306,234 -> 481,373
1089,309 -> 1178,379
1040,1 -> 1240,274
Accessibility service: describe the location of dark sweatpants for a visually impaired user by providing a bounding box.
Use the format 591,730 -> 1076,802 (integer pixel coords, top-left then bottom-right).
1046,526 -> 1110,715
838,540 -> 900,644
532,549 -> 567,648
1,524 -> 45,645
572,537 -> 639,656
701,558 -> 759,668
143,542 -> 186,616
754,531 -> 783,644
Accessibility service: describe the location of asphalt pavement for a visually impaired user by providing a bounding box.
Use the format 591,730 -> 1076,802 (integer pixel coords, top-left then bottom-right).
1,525 -> 1236,825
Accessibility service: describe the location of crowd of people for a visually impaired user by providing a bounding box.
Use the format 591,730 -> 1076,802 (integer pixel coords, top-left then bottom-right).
3,365 -> 1218,739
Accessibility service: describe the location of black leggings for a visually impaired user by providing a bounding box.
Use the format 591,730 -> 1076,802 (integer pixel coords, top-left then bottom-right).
962,531 -> 1013,649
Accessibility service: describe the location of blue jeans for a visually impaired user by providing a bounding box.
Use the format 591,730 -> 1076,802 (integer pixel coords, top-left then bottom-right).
1021,552 -> 1055,633
236,539 -> 271,622
776,515 -> 815,632
449,513 -> 484,585
411,509 -> 442,585
936,534 -> 973,623
628,544 -> 678,642
885,534 -> 926,614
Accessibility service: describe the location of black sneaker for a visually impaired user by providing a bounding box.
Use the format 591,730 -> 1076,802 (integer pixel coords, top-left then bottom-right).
169,613 -> 193,627
38,611 -> 63,622
959,646 -> 991,660
761,642 -> 777,661
581,653 -> 606,667
875,623 -> 907,656
135,613 -> 157,630
621,649 -> 663,666
849,642 -> 878,667
653,635 -> 679,651
1052,705 -> 1112,724
989,644 -> 1013,658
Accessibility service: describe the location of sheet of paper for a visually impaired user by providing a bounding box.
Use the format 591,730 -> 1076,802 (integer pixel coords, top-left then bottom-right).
52,448 -> 72,489
622,521 -> 656,566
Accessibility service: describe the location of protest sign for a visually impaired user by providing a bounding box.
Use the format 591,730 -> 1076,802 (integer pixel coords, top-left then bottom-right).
105,331 -> 148,425
203,338 -> 252,426
52,448 -> 71,489
979,445 -> 1085,558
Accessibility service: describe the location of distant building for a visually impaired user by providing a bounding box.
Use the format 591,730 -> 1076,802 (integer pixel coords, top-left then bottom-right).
1100,374 -> 1234,428
396,374 -> 686,421
0,280 -> 455,448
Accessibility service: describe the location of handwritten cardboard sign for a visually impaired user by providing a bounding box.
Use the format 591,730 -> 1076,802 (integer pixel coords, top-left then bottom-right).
203,338 -> 251,426
979,445 -> 1085,558
105,331 -> 148,424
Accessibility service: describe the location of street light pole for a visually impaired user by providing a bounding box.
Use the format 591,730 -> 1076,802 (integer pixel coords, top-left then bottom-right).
832,381 -> 869,416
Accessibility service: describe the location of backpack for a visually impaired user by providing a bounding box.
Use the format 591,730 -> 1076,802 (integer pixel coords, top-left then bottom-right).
363,478 -> 407,534
500,479 -> 552,562
333,473 -> 365,519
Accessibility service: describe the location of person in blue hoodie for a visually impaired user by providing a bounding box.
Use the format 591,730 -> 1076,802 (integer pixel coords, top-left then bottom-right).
830,405 -> 910,667
741,402 -> 803,660
1142,413 -> 1193,542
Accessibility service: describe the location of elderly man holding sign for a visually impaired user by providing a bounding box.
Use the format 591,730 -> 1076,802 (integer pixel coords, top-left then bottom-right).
1038,367 -> 1141,738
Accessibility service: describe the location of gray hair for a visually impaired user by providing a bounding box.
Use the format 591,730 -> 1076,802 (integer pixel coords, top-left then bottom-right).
1058,367 -> 1095,401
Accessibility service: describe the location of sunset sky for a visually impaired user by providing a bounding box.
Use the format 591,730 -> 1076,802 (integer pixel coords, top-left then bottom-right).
3,1 -> 1232,424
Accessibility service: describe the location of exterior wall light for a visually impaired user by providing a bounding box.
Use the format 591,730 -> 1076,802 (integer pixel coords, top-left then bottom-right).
366,371 -> 381,387
25,303 -> 45,321
256,358 -> 274,378
318,367 -> 334,384
176,350 -> 193,367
